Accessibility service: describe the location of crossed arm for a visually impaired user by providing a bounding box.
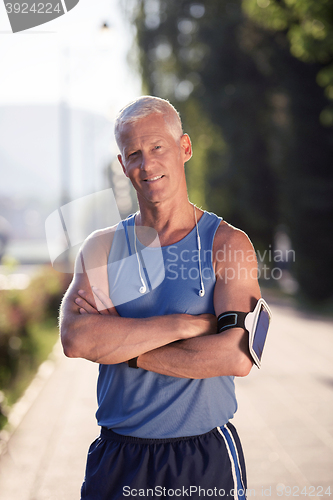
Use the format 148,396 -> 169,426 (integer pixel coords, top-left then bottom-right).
59,223 -> 260,378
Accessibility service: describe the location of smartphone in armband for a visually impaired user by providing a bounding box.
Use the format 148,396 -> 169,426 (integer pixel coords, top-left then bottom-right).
217,298 -> 272,369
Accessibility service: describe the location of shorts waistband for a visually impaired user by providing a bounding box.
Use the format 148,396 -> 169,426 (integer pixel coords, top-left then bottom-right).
100,424 -> 234,445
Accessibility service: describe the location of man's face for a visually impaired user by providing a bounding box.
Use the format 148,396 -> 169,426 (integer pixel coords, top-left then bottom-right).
117,113 -> 192,206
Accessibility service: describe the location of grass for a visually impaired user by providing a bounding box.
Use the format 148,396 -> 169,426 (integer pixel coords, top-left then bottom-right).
0,319 -> 59,429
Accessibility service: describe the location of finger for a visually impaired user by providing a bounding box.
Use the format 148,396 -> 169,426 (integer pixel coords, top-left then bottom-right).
92,286 -> 119,316
91,287 -> 110,314
77,289 -> 97,309
75,297 -> 99,314
92,286 -> 114,309
77,288 -> 110,316
79,307 -> 97,315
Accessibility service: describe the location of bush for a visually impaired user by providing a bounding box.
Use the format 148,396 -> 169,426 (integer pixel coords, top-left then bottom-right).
0,266 -> 71,427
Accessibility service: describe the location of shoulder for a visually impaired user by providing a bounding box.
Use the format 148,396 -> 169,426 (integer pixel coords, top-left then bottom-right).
75,223 -> 119,273
212,220 -> 257,271
77,212 -> 137,271
214,220 -> 255,251
201,211 -> 252,249
82,223 -> 118,252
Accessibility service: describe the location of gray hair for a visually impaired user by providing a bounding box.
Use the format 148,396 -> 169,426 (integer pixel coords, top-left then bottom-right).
114,96 -> 183,150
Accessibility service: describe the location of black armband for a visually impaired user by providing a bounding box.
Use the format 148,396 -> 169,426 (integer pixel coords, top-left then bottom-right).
217,311 -> 247,333
217,299 -> 272,369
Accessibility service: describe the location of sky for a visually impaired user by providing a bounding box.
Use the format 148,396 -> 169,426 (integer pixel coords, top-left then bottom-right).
0,0 -> 142,198
0,0 -> 142,116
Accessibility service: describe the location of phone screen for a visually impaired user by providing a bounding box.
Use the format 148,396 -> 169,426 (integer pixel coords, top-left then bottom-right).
252,306 -> 270,361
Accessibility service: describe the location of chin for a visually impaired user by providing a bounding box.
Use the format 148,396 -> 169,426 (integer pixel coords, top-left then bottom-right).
141,189 -> 168,204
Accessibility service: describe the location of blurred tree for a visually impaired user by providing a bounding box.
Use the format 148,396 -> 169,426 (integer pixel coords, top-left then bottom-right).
243,0 -> 333,125
241,0 -> 333,300
127,0 -> 333,300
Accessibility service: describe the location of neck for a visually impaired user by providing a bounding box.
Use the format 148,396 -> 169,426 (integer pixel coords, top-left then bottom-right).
135,198 -> 200,247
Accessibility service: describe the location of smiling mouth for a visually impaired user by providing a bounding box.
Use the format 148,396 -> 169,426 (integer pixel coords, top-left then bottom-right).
144,175 -> 164,182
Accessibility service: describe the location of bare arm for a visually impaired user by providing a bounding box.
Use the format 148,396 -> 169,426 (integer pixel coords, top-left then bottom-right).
59,228 -> 216,365
136,224 -> 261,378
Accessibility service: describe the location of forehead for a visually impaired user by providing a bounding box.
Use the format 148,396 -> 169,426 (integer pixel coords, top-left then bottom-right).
119,113 -> 176,150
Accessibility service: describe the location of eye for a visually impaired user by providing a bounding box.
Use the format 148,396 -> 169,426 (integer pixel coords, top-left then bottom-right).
154,145 -> 162,151
128,151 -> 138,158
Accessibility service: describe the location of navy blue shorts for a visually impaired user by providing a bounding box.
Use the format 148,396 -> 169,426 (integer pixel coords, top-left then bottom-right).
81,423 -> 247,500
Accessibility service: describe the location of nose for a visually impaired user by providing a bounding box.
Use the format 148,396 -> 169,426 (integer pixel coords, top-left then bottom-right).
140,151 -> 154,171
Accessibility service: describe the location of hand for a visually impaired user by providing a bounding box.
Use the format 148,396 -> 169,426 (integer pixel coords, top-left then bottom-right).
74,288 -> 119,316
184,313 -> 217,339
197,313 -> 217,336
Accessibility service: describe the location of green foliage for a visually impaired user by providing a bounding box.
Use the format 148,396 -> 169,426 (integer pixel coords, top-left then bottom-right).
242,0 -> 333,63
242,0 -> 333,124
0,266 -> 69,427
182,100 -> 227,208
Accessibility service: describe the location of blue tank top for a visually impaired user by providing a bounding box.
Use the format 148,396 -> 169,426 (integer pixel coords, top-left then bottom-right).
96,211 -> 237,438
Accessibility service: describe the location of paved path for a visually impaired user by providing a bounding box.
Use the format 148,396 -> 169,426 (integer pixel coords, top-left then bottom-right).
233,303 -> 333,499
0,344 -> 99,500
0,303 -> 332,499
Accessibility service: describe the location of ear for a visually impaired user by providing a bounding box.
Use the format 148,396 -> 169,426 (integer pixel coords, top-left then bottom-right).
180,134 -> 192,163
118,154 -> 128,177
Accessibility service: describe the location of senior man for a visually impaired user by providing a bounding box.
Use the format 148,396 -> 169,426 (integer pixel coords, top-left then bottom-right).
60,96 -> 261,499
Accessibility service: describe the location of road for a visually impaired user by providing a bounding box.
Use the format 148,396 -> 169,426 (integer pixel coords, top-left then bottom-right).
0,302 -> 332,499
